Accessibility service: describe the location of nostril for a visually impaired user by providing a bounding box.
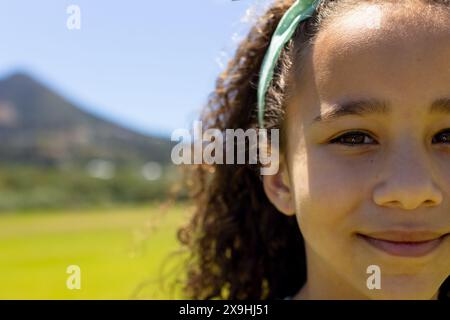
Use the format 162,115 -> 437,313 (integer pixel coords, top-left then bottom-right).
424,200 -> 435,206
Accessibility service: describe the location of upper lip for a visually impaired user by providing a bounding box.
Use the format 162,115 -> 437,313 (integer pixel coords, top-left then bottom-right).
357,230 -> 449,242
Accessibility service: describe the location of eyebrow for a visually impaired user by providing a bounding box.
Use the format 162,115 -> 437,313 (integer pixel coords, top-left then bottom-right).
311,97 -> 450,125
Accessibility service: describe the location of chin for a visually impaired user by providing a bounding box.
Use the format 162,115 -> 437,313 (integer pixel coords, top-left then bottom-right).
364,275 -> 441,300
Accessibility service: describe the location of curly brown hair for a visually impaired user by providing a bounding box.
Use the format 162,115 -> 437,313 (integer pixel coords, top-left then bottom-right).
174,0 -> 450,300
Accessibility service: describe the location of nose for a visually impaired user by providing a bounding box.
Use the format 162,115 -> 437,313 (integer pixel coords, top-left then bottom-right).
373,143 -> 443,210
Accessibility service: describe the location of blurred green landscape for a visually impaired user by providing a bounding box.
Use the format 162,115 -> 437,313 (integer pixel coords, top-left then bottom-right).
0,204 -> 190,299
0,164 -> 184,211
0,72 -> 186,211
0,72 -> 191,299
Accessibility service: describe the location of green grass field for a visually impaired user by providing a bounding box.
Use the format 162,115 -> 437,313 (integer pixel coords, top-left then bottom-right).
0,204 -> 191,299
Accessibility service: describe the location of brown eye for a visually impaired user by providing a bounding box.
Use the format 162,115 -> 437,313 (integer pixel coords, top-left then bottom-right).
432,130 -> 450,144
330,131 -> 377,146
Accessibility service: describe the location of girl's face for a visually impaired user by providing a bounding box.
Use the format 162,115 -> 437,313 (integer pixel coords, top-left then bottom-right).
267,3 -> 450,299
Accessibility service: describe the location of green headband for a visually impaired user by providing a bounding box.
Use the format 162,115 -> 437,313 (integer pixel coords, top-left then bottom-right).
257,0 -> 321,128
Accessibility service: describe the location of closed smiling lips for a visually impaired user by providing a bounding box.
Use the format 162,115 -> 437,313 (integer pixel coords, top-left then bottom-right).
356,230 -> 450,257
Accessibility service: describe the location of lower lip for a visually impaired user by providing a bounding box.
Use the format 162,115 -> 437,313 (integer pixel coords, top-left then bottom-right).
358,234 -> 447,257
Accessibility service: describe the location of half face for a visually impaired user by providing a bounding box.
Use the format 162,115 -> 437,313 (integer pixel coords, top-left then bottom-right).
281,2 -> 450,299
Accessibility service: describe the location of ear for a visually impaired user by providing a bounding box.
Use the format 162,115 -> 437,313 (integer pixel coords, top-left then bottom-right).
262,156 -> 295,216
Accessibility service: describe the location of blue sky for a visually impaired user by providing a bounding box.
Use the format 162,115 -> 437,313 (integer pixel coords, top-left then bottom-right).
0,0 -> 270,137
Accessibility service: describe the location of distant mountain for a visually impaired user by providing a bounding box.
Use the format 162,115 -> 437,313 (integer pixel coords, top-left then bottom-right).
0,72 -> 173,166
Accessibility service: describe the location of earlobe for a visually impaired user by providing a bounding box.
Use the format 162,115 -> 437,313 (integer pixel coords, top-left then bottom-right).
262,162 -> 295,216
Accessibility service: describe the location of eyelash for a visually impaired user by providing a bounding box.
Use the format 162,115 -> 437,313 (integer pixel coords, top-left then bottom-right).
329,129 -> 450,146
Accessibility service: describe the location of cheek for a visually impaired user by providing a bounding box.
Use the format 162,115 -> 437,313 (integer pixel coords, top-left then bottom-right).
289,148 -> 374,257
291,148 -> 370,226
436,154 -> 450,197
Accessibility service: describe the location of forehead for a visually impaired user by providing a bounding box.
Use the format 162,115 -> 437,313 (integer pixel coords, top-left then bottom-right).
292,3 -> 450,121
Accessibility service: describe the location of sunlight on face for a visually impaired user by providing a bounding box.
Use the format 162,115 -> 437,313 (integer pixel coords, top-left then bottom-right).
285,2 -> 450,299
